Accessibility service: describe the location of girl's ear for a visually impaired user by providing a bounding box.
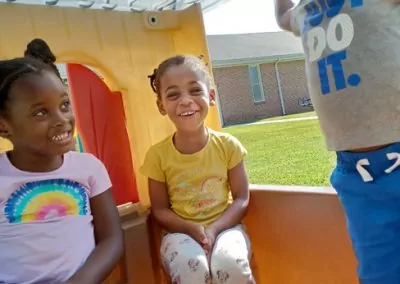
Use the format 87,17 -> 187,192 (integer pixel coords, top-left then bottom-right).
209,89 -> 216,106
156,99 -> 167,116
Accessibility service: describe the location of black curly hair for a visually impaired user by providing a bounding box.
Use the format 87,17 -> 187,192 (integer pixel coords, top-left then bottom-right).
148,54 -> 212,99
0,38 -> 62,114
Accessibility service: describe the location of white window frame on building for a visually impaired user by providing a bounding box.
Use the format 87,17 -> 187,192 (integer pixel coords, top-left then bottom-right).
248,64 -> 265,103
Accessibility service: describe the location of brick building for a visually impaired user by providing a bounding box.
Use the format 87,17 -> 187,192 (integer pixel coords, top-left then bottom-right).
207,32 -> 312,126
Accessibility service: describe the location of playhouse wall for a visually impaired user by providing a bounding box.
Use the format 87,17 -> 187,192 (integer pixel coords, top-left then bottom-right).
0,2 -> 221,206
148,186 -> 358,284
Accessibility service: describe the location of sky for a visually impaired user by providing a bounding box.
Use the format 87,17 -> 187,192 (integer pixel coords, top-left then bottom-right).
203,0 -> 295,35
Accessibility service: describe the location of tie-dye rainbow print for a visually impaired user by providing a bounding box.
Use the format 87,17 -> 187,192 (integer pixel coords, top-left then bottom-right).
4,179 -> 88,224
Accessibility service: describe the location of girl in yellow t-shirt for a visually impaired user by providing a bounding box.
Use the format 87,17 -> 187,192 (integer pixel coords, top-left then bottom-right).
140,55 -> 254,284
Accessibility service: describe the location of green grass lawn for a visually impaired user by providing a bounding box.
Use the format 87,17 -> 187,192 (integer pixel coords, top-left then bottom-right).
225,117 -> 335,186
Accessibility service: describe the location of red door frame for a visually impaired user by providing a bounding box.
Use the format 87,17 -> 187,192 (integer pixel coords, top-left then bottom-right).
66,63 -> 139,205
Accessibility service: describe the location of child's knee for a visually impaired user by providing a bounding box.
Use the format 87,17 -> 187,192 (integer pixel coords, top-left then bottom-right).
161,237 -> 211,283
174,252 -> 209,273
211,252 -> 252,283
169,253 -> 211,284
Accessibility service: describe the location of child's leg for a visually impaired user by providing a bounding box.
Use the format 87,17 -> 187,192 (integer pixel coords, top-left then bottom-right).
161,233 -> 211,284
331,143 -> 400,284
210,225 -> 254,284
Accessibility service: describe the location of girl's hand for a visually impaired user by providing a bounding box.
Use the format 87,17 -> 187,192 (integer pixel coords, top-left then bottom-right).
204,227 -> 217,248
188,223 -> 208,247
202,226 -> 218,264
204,226 -> 217,257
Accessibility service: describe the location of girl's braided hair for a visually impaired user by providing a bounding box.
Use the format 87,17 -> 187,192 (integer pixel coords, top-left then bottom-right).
0,39 -> 61,114
24,38 -> 62,80
148,55 -> 211,98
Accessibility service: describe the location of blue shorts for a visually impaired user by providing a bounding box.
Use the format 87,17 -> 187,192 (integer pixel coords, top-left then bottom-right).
331,143 -> 400,283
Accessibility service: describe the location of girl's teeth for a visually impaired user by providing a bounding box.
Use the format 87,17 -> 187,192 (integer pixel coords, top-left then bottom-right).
53,132 -> 69,141
181,111 -> 195,116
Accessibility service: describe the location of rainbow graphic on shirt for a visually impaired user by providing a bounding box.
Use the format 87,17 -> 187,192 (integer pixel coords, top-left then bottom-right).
4,179 -> 88,224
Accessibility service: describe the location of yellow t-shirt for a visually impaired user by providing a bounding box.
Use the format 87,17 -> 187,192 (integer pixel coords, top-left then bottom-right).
140,128 -> 247,226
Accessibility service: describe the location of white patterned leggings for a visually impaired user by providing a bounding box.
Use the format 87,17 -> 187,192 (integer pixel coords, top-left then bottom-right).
160,225 -> 255,284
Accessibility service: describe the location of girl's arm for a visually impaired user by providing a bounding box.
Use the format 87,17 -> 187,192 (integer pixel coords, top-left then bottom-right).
67,189 -> 123,284
149,178 -> 207,244
274,0 -> 296,31
208,161 -> 250,235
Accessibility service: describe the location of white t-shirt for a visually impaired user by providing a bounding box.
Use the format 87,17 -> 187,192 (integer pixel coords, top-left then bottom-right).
0,151 -> 112,284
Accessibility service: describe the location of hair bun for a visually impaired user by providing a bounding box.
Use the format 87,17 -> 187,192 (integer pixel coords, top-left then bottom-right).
24,38 -> 56,64
24,38 -> 62,80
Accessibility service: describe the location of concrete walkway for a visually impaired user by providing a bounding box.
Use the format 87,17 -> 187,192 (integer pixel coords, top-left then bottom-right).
251,116 -> 318,125
227,115 -> 318,128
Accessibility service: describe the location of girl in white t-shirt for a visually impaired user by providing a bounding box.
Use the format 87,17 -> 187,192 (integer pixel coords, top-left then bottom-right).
0,39 -> 123,284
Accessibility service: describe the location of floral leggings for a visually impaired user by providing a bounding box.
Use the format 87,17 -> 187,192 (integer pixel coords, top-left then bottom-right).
160,225 -> 255,284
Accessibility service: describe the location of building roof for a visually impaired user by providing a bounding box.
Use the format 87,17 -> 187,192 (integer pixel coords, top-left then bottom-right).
207,32 -> 305,66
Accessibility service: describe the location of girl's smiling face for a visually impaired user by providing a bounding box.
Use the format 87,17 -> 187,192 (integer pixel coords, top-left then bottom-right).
0,70 -> 75,157
157,64 -> 215,132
